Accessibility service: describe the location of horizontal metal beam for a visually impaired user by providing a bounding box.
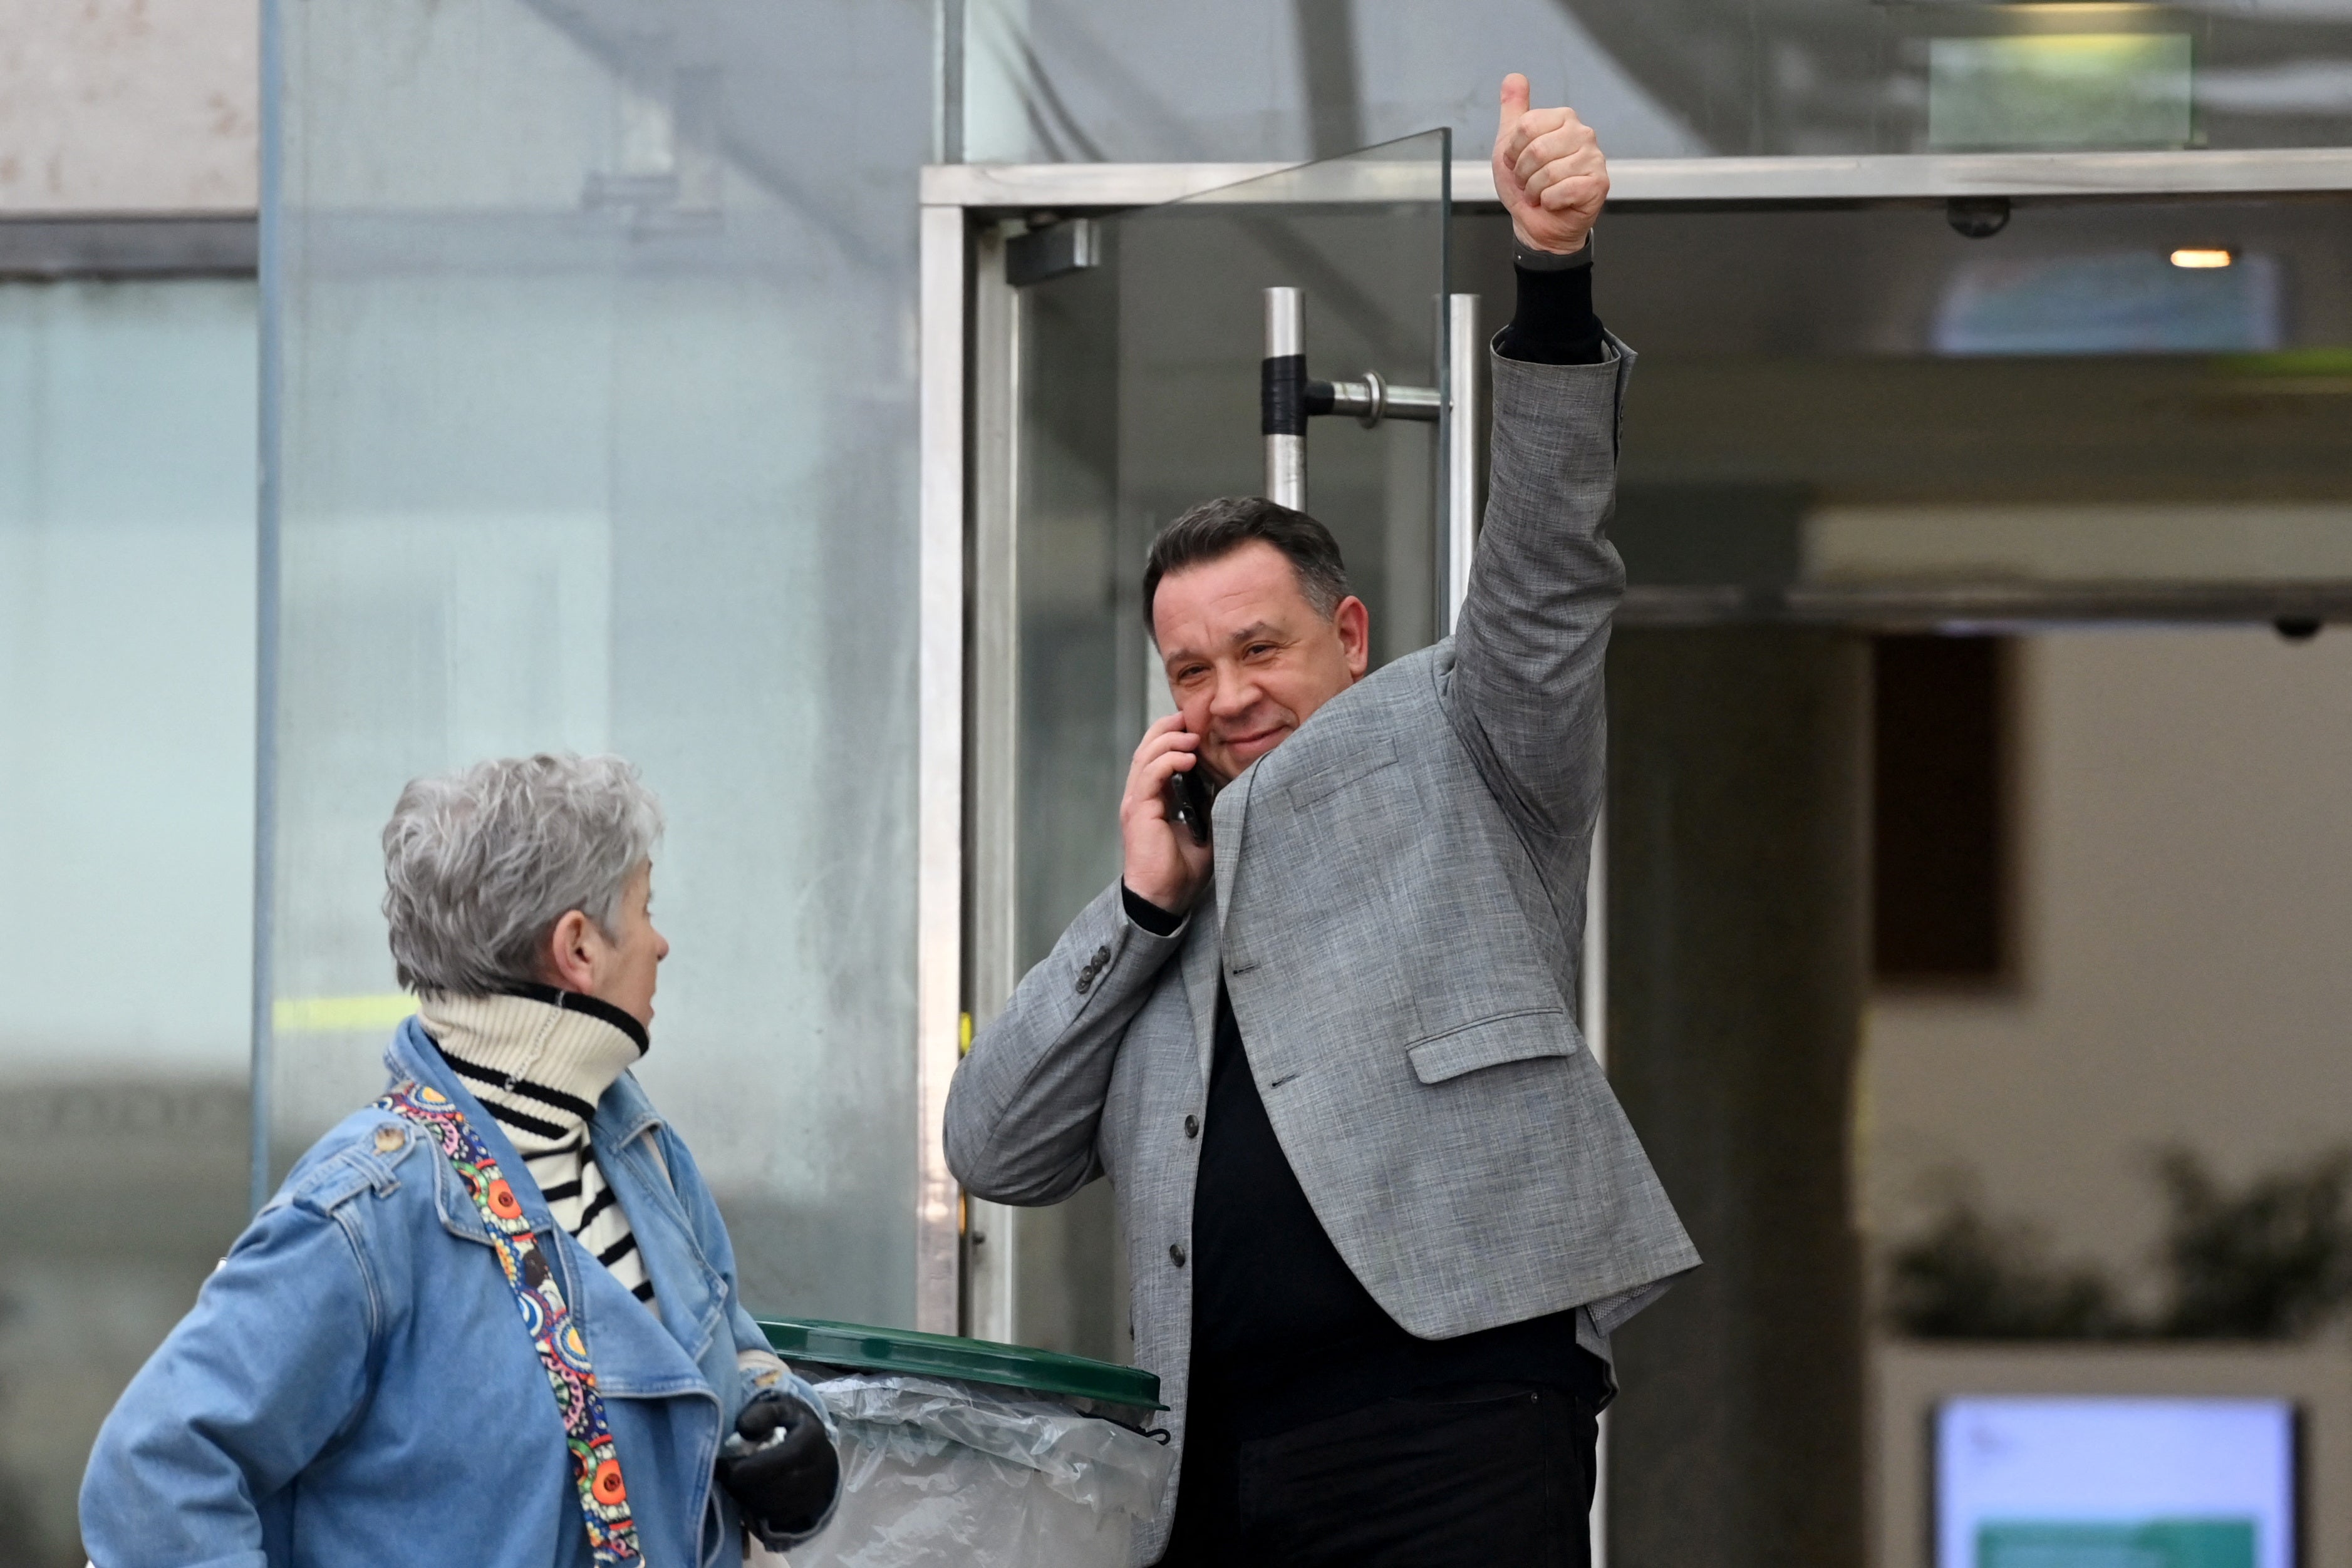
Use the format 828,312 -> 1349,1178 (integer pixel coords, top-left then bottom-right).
923,148 -> 2352,214
1618,582 -> 2352,630
0,214 -> 259,279
924,162 -> 1293,210
1605,147 -> 2352,204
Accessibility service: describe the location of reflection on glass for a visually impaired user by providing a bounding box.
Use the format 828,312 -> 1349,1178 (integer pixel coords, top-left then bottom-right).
951,0 -> 2352,160
271,1 -> 931,1327
1541,200 -> 2352,607
1935,252 -> 2282,355
1929,35 -> 2195,152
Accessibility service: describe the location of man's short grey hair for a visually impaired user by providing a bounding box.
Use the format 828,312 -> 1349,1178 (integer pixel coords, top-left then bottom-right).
1141,495 -> 1350,639
382,753 -> 665,996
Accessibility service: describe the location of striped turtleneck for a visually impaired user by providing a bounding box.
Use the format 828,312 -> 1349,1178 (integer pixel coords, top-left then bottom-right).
417,985 -> 658,1312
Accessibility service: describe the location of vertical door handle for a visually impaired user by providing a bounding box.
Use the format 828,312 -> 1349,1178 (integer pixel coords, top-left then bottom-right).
1263,287 -> 1308,511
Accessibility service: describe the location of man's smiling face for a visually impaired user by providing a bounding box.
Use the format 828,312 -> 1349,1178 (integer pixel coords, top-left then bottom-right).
1150,539 -> 1372,783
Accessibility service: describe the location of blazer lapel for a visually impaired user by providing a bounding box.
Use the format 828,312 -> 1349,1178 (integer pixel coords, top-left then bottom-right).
1210,760 -> 1254,934
1179,904 -> 1223,1090
1198,761 -> 1257,1088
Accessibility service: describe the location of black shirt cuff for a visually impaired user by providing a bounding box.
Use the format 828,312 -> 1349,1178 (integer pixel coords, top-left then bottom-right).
1121,884 -> 1185,937
1495,239 -> 1605,368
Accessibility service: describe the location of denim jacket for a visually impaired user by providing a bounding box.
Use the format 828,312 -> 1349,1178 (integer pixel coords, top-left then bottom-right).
81,1019 -> 831,1568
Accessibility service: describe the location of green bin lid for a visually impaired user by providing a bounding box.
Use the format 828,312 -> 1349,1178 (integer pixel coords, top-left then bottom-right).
760,1318 -> 1164,1411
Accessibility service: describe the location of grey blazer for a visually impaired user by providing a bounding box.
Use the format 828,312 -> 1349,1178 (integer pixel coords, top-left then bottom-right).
945,340 -> 1698,1561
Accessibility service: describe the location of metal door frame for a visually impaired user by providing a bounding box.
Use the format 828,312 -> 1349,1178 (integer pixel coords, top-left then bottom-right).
913,147 -> 2352,1339
917,147 -> 2352,1568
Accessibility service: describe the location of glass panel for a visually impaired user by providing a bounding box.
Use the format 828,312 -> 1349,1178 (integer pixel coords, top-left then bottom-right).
1021,127 -> 1450,988
956,0 -> 2352,162
1436,195 -> 2352,614
0,278 -> 257,1568
983,132 -> 1450,1357
269,3 -> 931,1326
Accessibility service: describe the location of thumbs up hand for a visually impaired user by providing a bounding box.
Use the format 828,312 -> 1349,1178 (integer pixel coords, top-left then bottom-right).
1492,73 -> 1608,255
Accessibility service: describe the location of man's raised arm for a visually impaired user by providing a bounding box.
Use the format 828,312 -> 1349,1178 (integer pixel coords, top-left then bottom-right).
1446,76 -> 1628,842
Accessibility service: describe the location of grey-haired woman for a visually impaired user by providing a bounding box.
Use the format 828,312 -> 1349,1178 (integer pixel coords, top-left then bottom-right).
85,753 -> 839,1568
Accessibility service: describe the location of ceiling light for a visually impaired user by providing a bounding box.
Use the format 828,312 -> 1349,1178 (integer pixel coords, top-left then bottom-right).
2170,247 -> 2234,269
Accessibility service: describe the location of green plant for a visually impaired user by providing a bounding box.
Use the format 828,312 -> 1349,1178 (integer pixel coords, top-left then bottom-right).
1886,1203 -> 2124,1339
1887,1146 -> 2352,1341
2155,1147 -> 2352,1339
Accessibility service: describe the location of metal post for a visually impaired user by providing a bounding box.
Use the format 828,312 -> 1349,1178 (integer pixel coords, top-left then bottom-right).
1264,286 -> 1307,510
250,0 -> 287,1215
965,220 -> 1025,1344
914,202 -> 968,1336
1444,292 -> 1480,632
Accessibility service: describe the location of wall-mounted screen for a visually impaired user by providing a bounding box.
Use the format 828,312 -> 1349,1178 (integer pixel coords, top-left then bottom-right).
1936,1396 -> 2296,1568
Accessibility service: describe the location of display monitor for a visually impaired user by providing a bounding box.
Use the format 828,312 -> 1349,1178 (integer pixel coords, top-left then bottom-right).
1935,1396 -> 2296,1568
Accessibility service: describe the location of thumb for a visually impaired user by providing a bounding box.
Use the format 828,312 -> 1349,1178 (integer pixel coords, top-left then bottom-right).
1496,73 -> 1531,141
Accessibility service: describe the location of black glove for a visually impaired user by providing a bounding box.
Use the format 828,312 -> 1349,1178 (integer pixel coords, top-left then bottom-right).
715,1394 -> 841,1542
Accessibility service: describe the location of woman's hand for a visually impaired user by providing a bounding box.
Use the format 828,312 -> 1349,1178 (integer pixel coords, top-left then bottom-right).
716,1394 -> 840,1542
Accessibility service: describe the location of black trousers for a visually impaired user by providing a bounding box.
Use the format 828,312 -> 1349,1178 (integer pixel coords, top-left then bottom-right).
1158,1381 -> 1600,1568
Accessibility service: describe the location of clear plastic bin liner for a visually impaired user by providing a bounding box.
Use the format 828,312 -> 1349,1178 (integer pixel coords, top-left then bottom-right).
784,1372 -> 1174,1568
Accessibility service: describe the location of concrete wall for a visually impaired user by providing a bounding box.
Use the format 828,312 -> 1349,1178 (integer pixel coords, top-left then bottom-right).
0,0 -> 257,212
1864,627 -> 2352,1311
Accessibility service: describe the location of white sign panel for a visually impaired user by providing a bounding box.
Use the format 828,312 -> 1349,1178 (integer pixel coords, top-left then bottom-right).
1936,1396 -> 2296,1568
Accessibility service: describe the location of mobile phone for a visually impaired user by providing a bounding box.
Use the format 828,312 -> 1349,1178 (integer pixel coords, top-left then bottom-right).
1166,759 -> 1213,846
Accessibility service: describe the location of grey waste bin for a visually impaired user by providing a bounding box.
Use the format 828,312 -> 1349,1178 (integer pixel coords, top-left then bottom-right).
758,1318 -> 1172,1568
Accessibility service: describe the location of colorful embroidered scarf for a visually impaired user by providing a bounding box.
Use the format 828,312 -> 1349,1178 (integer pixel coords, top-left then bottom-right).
380,1081 -> 643,1565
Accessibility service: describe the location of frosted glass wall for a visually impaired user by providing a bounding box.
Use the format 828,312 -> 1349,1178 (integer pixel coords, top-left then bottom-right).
268,0 -> 930,1324
0,278 -> 257,1568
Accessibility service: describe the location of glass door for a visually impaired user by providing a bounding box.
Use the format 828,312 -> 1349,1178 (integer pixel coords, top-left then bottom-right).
964,131 -> 1456,1356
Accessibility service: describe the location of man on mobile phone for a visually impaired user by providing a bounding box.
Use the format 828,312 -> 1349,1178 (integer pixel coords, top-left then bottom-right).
945,75 -> 1696,1567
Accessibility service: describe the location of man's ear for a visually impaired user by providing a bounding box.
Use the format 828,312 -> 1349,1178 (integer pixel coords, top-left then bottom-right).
541,909 -> 599,992
1334,595 -> 1372,679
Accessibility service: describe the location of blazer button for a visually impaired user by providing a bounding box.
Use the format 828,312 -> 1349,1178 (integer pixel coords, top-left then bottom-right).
1183,1115 -> 1199,1139
1168,1244 -> 1186,1267
1075,973 -> 1093,994
1091,945 -> 1111,967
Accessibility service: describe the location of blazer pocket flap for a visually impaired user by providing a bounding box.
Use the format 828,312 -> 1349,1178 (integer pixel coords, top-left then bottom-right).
1406,1009 -> 1578,1085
